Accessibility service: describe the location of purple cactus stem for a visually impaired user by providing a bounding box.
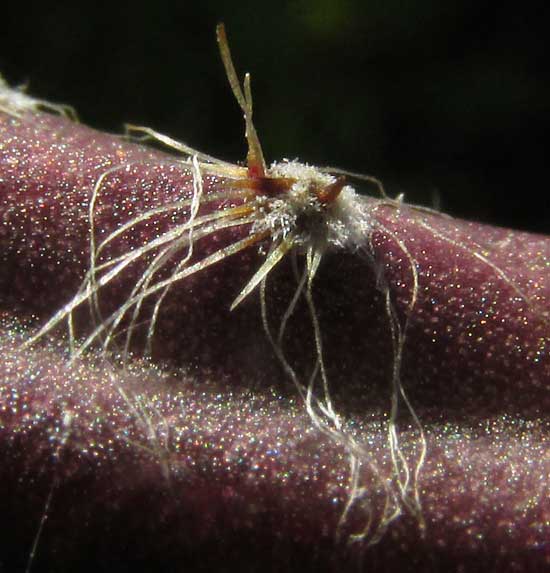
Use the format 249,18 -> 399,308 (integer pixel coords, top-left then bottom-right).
0,110 -> 549,572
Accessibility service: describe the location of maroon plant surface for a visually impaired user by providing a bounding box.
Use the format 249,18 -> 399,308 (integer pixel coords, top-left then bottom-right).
0,110 -> 549,572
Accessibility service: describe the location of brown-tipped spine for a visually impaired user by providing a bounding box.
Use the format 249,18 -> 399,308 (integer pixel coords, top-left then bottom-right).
316,176 -> 346,205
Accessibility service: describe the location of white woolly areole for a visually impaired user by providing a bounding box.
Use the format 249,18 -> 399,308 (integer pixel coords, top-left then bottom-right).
0,76 -> 41,115
0,74 -> 74,119
250,159 -> 372,250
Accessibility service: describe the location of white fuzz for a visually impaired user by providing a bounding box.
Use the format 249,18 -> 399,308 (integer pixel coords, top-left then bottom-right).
326,185 -> 373,250
0,76 -> 35,115
250,159 -> 372,249
0,74 -> 76,120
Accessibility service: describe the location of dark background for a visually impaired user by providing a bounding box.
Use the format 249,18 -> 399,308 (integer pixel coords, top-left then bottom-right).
1,0 -> 548,232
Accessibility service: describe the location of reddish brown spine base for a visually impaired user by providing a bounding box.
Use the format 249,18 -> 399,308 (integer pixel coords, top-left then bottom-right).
316,176 -> 346,204
233,174 -> 345,204
0,110 -> 549,571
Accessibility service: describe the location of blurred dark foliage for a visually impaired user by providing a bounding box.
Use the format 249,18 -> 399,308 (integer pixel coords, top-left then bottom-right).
1,0 -> 549,232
